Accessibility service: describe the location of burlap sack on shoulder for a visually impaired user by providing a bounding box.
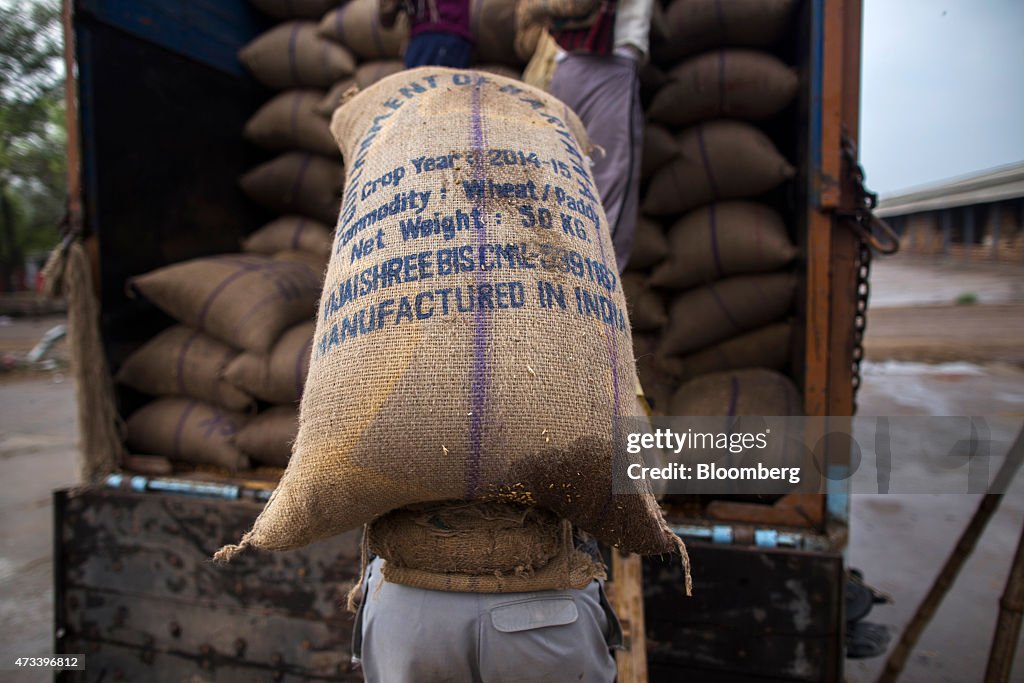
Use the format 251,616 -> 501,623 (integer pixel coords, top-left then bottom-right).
627,215 -> 669,270
125,398 -> 251,471
239,22 -> 356,90
643,121 -> 794,216
242,216 -> 333,257
622,272 -> 667,331
669,368 -> 802,416
235,405 -> 298,467
641,123 -> 678,181
650,201 -> 797,290
116,325 -> 254,412
130,254 -> 322,354
471,0 -> 522,66
244,90 -> 340,158
654,0 -> 797,64
648,50 -> 799,127
658,271 -> 796,357
223,322 -> 314,404
318,0 -> 409,61
250,0 -> 336,20
239,152 -> 345,225
659,321 -> 792,383
317,77 -> 357,117
217,68 -> 687,573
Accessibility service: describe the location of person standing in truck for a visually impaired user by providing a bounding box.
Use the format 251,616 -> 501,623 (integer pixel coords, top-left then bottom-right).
545,0 -> 653,272
380,0 -> 476,69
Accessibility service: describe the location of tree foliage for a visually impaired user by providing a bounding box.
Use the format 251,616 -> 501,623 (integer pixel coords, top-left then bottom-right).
0,0 -> 66,290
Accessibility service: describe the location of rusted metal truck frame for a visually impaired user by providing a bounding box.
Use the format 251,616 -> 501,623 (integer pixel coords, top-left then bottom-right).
54,0 -> 869,680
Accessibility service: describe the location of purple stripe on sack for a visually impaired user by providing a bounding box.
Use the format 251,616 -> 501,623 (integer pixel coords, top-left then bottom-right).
295,336 -> 313,399
707,280 -> 743,332
292,218 -> 307,249
172,400 -> 198,458
713,0 -> 727,36
290,92 -> 303,137
288,22 -> 303,86
175,331 -> 199,396
727,375 -> 740,418
196,268 -> 253,330
708,203 -> 725,278
465,82 -> 489,501
290,153 -> 313,204
694,124 -> 721,199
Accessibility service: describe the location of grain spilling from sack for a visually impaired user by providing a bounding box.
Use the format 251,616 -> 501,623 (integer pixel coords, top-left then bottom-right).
116,325 -> 255,412
654,0 -> 797,63
130,254 -> 322,354
239,21 -> 356,90
669,368 -> 802,416
125,398 -> 251,471
250,0 -> 337,20
622,272 -> 667,331
242,216 -> 333,257
239,152 -> 345,224
318,0 -> 409,61
641,123 -> 678,180
659,321 -> 792,382
648,50 -> 799,127
317,77 -> 357,117
627,216 -> 669,270
658,272 -> 796,357
234,405 -> 298,467
470,0 -> 522,66
649,201 -> 797,289
217,67 -> 686,569
643,120 -> 795,216
243,90 -> 340,157
223,321 -> 314,404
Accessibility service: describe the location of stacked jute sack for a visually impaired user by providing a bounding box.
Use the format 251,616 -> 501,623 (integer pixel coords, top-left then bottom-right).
216,67 -> 690,594
620,0 -> 805,417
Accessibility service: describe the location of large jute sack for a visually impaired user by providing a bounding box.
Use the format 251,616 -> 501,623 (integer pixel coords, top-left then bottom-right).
471,0 -> 521,66
669,368 -> 802,416
354,59 -> 406,89
514,1 -> 545,63
648,50 -> 799,127
217,67 -> 686,569
223,322 -> 314,404
641,123 -> 678,180
130,255 -> 322,354
654,0 -> 797,64
250,0 -> 336,20
125,398 -> 251,471
242,216 -> 333,257
318,0 -> 408,61
235,405 -> 298,467
628,216 -> 669,270
116,325 -> 254,412
658,271 -> 796,357
243,90 -> 339,157
239,152 -> 345,225
643,121 -> 795,216
238,22 -> 356,90
317,77 -> 357,117
660,321 -> 792,383
622,272 -> 668,331
272,249 -> 330,278
649,201 -> 797,290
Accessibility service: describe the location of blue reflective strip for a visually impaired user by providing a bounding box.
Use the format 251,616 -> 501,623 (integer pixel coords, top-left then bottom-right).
754,529 -> 779,548
712,525 -> 733,544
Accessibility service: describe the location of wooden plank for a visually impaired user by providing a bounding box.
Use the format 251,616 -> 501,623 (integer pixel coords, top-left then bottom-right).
607,550 -> 648,683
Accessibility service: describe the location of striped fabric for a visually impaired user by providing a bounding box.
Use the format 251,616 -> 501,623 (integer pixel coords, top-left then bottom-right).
549,1 -> 617,56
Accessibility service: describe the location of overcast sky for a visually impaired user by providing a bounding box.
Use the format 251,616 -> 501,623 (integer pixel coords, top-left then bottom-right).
860,0 -> 1024,196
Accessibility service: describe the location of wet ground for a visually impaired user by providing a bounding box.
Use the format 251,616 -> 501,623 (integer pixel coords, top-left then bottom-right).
1,257 -> 1024,681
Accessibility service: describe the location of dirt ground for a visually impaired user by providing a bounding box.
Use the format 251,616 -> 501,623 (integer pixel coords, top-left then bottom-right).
1,256 -> 1023,682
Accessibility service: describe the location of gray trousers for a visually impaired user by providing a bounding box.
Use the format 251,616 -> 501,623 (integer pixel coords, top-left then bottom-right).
353,557 -> 620,683
549,53 -> 644,273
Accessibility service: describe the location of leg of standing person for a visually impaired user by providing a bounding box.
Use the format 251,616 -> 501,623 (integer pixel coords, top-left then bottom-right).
549,53 -> 643,272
